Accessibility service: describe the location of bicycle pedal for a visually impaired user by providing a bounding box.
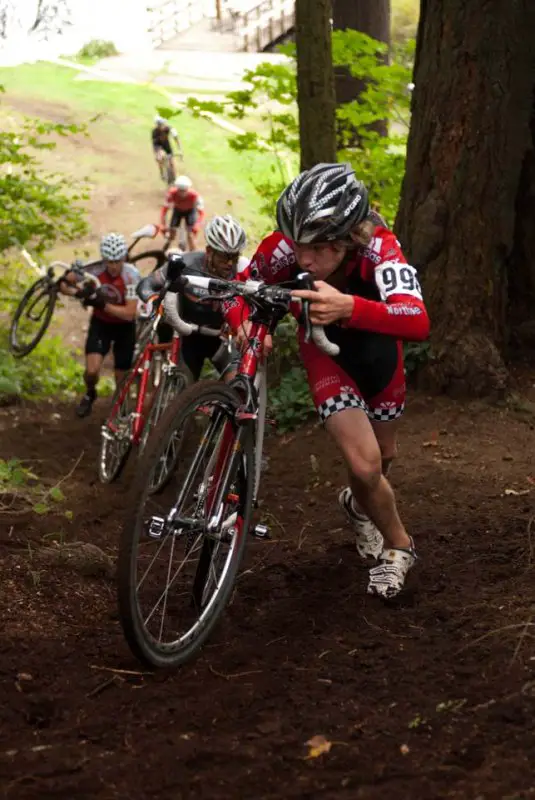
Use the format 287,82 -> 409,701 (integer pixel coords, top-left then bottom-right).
250,523 -> 271,540
145,515 -> 166,539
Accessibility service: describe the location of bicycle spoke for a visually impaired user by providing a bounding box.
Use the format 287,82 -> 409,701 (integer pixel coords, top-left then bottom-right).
118,382 -> 255,666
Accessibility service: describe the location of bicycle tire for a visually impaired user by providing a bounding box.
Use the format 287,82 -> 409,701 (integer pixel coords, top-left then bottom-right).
130,249 -> 167,276
9,279 -> 57,358
117,380 -> 255,668
166,157 -> 176,185
98,373 -> 137,483
139,367 -> 191,494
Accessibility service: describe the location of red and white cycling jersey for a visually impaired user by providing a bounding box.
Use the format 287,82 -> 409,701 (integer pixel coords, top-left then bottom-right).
162,187 -> 204,214
224,228 -> 430,422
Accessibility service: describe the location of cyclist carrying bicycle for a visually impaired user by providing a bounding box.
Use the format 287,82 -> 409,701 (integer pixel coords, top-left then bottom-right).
226,163 -> 430,599
59,233 -> 141,418
137,214 -> 248,382
152,115 -> 183,169
160,175 -> 205,252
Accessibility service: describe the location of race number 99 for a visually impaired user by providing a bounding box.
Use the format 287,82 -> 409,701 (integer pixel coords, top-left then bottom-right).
376,261 -> 423,300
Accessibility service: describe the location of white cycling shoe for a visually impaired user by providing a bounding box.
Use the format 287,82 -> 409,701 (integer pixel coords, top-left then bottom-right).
367,539 -> 417,599
338,487 -> 384,560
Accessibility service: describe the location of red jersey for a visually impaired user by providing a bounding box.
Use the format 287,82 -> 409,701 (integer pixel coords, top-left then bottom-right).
85,262 -> 140,324
224,229 -> 429,343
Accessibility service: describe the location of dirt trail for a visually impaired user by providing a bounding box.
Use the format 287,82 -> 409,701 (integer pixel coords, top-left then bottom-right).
1,388 -> 535,799
3,93 -> 535,800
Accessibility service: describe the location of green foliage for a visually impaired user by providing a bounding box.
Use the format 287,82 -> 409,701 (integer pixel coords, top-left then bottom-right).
266,316 -> 314,432
187,31 -> 413,226
0,334 -> 83,400
404,341 -> 431,375
0,457 -> 70,517
331,31 -> 413,224
268,365 -> 314,432
186,60 -> 299,220
391,0 -> 420,47
0,92 -> 89,256
76,40 -> 119,62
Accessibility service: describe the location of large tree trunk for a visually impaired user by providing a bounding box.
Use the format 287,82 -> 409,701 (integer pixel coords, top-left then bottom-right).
332,0 -> 390,144
295,0 -> 337,170
395,0 -> 535,398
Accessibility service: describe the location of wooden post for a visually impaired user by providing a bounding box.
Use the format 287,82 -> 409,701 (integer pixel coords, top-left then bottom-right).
215,0 -> 222,21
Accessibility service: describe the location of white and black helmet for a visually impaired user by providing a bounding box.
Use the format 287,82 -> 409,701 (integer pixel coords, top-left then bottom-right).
174,175 -> 192,191
154,115 -> 166,125
276,162 -> 370,244
100,232 -> 128,262
205,214 -> 247,254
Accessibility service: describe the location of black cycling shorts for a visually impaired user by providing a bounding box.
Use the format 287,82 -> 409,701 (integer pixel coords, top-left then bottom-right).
153,143 -> 172,155
85,316 -> 136,371
157,325 -> 237,381
171,208 -> 198,230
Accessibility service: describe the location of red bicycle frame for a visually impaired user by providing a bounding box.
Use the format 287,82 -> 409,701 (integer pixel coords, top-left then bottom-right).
205,320 -> 269,526
106,333 -> 181,446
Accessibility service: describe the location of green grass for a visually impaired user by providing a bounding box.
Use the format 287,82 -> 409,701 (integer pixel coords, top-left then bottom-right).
0,62 -> 281,240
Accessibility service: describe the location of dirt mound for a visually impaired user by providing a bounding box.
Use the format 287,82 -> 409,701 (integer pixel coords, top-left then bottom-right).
1,390 -> 535,799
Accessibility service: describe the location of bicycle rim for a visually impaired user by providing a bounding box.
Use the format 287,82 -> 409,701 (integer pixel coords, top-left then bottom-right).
98,375 -> 137,483
10,280 -> 56,357
118,381 -> 254,668
141,369 -> 190,494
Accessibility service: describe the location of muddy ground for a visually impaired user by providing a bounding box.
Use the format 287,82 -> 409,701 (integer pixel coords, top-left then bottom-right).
1,374 -> 535,799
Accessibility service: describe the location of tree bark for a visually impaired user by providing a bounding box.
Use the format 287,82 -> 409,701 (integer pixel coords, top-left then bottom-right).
295,0 -> 337,170
332,0 -> 390,143
395,0 -> 535,398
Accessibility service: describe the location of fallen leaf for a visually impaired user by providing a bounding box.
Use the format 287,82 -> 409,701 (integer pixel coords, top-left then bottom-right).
400,743 -> 410,755
305,734 -> 332,759
422,440 -> 439,448
527,477 -> 535,486
504,488 -> 530,496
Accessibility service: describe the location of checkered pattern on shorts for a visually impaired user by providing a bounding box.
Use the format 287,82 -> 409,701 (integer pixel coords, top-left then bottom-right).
318,391 -> 404,423
368,402 -> 405,422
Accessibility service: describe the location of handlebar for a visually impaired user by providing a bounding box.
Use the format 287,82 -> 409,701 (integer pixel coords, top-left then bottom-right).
175,271 -> 340,358
162,291 -> 221,338
54,261 -> 102,289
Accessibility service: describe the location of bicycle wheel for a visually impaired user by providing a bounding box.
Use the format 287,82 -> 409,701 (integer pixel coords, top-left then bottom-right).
130,250 -> 167,276
98,372 -> 138,483
139,365 -> 191,493
9,278 -> 57,358
117,380 -> 255,668
166,157 -> 176,185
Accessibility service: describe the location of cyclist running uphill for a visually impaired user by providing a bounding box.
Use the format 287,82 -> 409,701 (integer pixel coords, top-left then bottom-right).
137,214 -> 248,383
152,115 -> 183,177
225,163 -> 430,599
161,175 -> 205,252
59,233 -> 141,418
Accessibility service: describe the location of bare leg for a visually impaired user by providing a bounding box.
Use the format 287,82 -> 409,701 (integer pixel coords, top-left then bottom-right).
326,408 -> 411,550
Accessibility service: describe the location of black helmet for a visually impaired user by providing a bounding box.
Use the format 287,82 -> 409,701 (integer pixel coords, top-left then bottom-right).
276,162 -> 369,244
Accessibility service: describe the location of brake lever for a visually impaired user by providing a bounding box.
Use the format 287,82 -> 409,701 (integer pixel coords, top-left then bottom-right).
295,272 -> 315,344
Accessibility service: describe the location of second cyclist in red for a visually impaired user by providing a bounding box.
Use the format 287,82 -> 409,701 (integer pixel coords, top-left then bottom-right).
160,175 -> 205,251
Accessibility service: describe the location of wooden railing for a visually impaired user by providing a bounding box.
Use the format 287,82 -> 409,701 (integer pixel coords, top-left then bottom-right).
147,0 -> 214,47
147,0 -> 294,51
239,0 -> 295,51
213,0 -> 295,51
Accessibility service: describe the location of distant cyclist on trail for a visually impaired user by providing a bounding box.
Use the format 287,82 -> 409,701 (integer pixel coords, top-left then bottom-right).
160,175 -> 205,252
137,214 -> 248,382
225,163 -> 430,599
152,115 -> 183,180
59,233 -> 140,418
